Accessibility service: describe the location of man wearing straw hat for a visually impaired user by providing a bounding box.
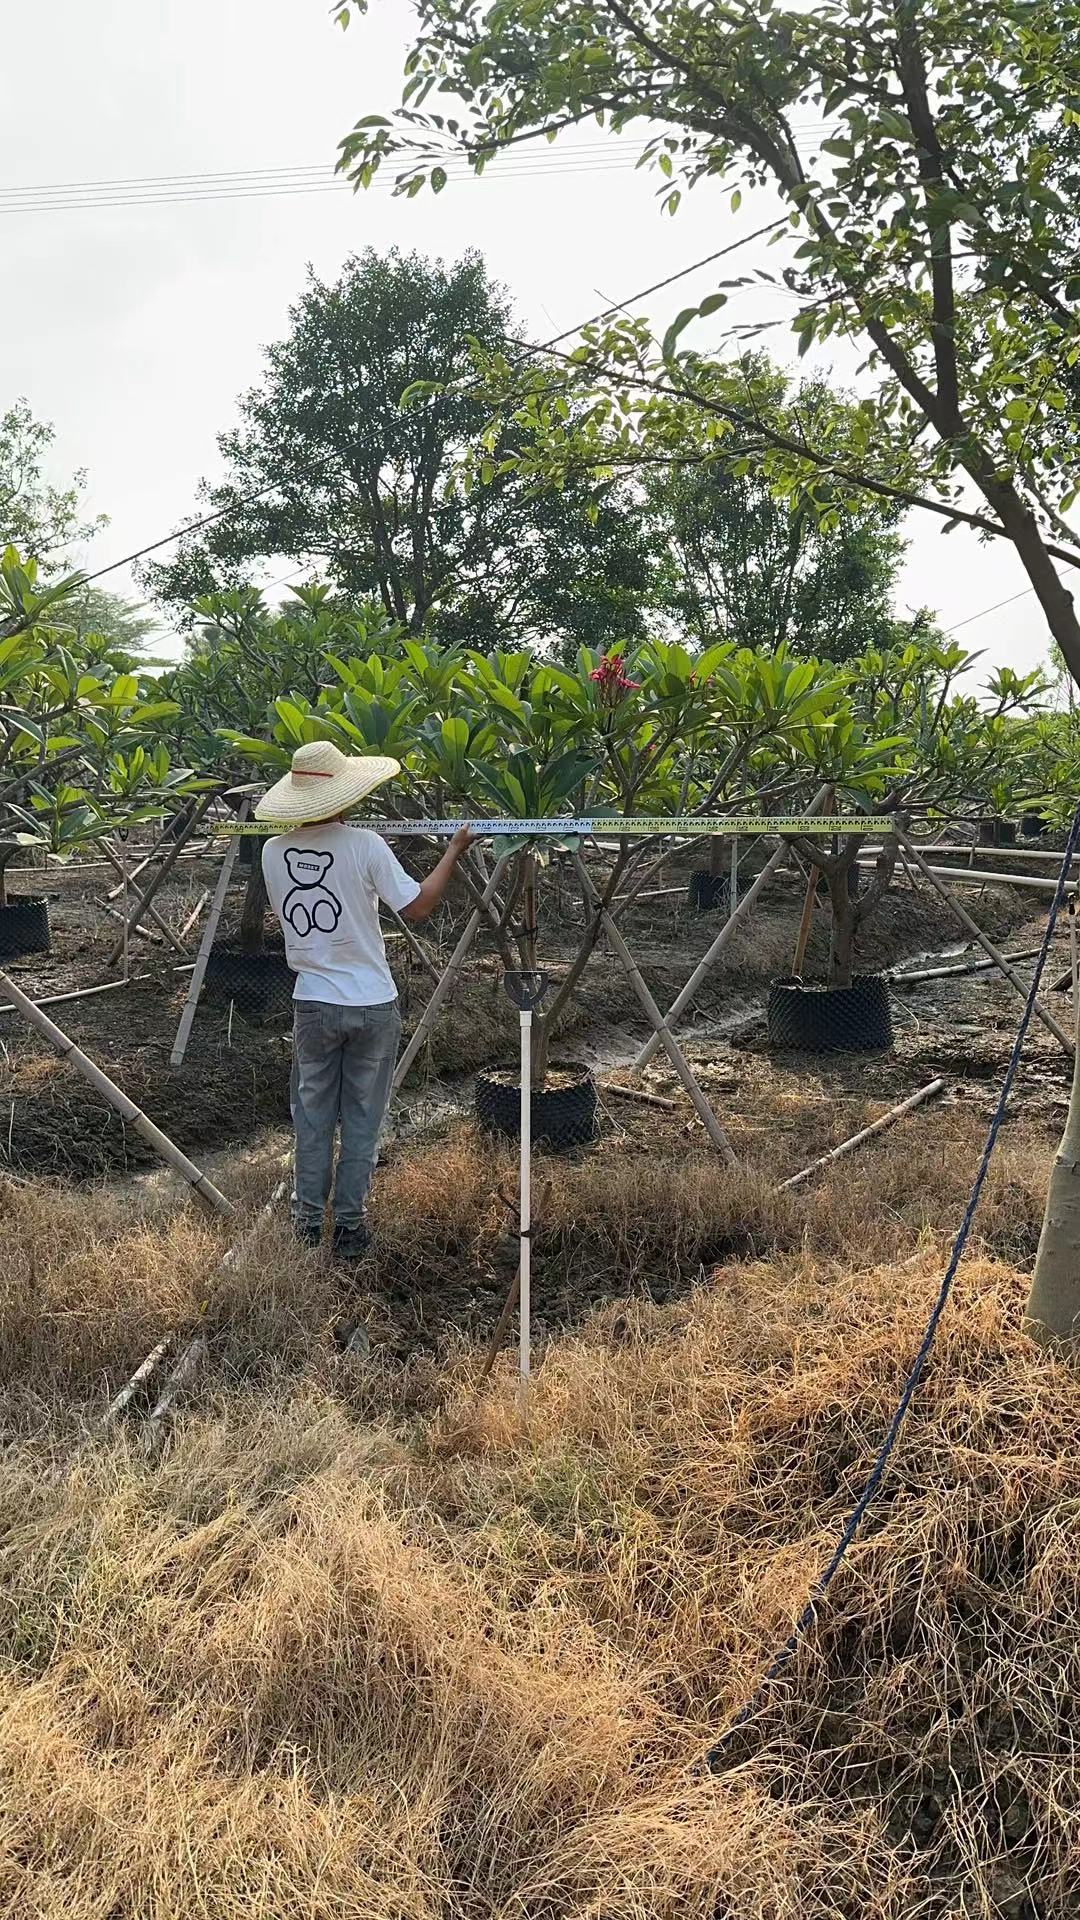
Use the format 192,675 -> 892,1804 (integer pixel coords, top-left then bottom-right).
257,741 -> 473,1260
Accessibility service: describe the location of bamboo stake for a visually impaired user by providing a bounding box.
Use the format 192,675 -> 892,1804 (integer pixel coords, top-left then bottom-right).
102,1334 -> 174,1424
776,1079 -> 946,1192
179,889 -> 210,942
393,858 -> 510,1091
888,947 -> 1043,985
632,782 -> 833,1074
0,976 -> 152,1017
897,830 -> 1073,1055
99,901 -> 164,945
791,862 -> 819,976
145,1334 -> 208,1449
1071,898 -> 1078,1000
572,855 -> 737,1164
388,904 -> 442,984
169,800 -> 248,1069
105,792 -> 215,968
100,837 -> 184,949
602,1081 -> 679,1112
0,969 -> 235,1213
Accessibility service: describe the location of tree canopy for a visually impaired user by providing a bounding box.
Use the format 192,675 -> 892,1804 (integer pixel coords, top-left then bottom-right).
143,247 -> 654,658
0,399 -> 105,569
336,0 -> 1080,679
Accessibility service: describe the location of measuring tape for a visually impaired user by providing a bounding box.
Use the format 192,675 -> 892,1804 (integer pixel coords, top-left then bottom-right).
215,813 -> 894,838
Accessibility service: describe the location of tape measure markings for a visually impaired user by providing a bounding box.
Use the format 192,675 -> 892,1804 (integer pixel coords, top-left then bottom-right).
215,813 -> 895,838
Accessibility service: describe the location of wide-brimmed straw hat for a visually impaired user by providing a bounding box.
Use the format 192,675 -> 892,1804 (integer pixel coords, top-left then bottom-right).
254,740 -> 400,825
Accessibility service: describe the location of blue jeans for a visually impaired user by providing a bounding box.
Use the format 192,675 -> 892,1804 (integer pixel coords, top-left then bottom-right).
290,998 -> 401,1233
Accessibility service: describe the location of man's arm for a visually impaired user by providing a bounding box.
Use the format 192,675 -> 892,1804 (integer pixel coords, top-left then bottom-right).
399,826 -> 476,924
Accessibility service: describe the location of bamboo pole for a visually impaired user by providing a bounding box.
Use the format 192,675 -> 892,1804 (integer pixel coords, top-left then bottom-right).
388,904 -> 442,984
179,889 -> 210,942
572,855 -> 736,1164
897,831 -> 1073,1055
776,1079 -> 946,1192
169,801 -> 248,1069
632,782 -> 833,1075
0,969 -> 235,1213
393,858 -> 510,1091
0,976 -> 152,1017
102,1334 -> 173,1424
145,1334 -> 208,1450
791,862 -> 819,976
602,1081 -> 679,1112
105,792 -> 215,968
101,837 -> 184,949
99,901 -> 164,945
887,947 -> 1043,985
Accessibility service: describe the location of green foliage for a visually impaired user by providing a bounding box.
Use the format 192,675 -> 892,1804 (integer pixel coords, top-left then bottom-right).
337,0 -> 1080,679
0,400 -> 106,570
141,249 -> 655,658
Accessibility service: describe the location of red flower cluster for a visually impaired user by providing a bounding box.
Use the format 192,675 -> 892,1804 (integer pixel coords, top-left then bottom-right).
589,652 -> 640,703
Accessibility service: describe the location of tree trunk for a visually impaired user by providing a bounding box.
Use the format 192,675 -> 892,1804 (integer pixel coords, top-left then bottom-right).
827,873 -> 856,990
0,849 -> 11,910
239,862 -> 268,956
1027,996 -> 1080,1347
708,834 -> 724,878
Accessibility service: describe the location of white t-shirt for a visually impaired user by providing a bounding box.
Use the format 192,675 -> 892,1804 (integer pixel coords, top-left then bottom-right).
262,823 -> 421,1006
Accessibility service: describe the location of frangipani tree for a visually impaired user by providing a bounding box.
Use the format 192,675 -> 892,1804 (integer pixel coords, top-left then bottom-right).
786,638 -> 1047,986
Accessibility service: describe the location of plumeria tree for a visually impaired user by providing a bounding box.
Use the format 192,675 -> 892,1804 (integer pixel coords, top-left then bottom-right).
786,639 -> 1047,987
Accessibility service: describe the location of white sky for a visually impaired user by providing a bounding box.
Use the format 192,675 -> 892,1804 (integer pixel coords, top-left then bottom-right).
1,0 -> 1065,681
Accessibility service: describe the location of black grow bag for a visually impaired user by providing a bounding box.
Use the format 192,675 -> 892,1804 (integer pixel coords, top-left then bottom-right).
476,1063 -> 596,1151
977,816 -> 1018,848
0,895 -> 50,958
204,945 -> 296,1028
767,974 -> 894,1053
1022,812 -> 1046,839
688,871 -> 729,912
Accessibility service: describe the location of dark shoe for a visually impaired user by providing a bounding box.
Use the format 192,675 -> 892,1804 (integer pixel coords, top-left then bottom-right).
332,1221 -> 371,1263
293,1218 -> 323,1250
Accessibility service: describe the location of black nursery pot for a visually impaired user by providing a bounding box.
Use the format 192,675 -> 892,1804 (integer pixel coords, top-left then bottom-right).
688,870 -> 728,912
204,945 -> 296,1028
767,974 -> 894,1053
475,1063 -> 596,1151
1021,812 -> 1045,840
0,895 -> 51,958
977,816 -> 1018,848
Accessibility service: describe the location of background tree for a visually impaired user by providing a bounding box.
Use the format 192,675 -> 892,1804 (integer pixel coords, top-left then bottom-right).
143,247 -> 654,657
0,399 -> 105,568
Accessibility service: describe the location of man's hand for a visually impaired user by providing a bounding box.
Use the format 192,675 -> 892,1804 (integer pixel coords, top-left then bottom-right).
449,824 -> 479,856
402,824 -> 479,922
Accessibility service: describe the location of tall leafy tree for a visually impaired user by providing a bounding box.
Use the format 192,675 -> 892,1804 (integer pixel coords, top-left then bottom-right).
0,399 -> 105,567
144,248 -> 653,655
647,369 -> 918,657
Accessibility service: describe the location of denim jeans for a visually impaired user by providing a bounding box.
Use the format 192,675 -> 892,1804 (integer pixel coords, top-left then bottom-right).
290,998 -> 401,1233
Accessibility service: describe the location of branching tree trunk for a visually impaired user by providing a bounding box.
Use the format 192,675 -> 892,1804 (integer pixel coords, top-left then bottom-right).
239,862 -> 268,957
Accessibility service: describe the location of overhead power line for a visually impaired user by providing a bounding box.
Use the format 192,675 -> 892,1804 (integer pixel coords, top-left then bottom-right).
81,228 -> 784,586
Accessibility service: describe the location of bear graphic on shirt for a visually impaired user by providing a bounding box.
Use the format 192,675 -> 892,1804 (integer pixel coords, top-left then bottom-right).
281,847 -> 343,937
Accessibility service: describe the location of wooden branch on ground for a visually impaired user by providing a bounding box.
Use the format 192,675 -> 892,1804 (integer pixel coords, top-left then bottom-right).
776,1078 -> 946,1192
0,968 -> 235,1214
99,901 -> 165,946
601,1081 -> 679,1112
102,1334 -> 173,1425
0,976 -> 151,1018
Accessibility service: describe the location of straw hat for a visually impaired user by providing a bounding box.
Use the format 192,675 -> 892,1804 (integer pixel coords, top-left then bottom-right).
254,740 -> 400,826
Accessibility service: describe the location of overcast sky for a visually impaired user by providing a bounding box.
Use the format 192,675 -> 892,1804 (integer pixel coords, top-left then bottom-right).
2,0 -> 1064,681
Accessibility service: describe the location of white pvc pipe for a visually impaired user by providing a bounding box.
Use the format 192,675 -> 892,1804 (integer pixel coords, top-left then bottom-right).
519,1006 -> 532,1401
518,1009 -> 532,1392
858,859 -> 1060,892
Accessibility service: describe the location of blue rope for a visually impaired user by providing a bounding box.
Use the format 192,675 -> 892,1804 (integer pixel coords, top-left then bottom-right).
705,808 -> 1080,1772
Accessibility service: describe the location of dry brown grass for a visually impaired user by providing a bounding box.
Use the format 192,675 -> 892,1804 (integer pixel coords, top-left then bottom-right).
0,1085 -> 1077,1917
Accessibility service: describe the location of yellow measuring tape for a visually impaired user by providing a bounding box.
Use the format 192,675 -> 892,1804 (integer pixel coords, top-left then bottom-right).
216,813 -> 893,838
